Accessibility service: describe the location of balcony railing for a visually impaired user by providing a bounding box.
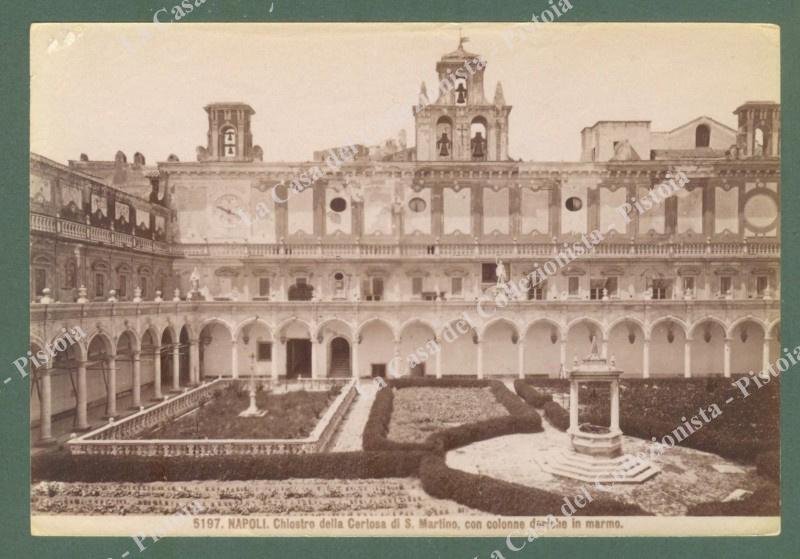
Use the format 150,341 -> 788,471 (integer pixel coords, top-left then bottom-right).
32,213 -> 780,259
31,214 -> 171,255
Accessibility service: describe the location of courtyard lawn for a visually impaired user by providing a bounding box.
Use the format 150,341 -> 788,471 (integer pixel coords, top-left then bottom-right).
140,385 -> 340,440
387,386 -> 508,443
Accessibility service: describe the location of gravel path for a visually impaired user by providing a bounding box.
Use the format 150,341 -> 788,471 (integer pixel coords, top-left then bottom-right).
330,380 -> 378,452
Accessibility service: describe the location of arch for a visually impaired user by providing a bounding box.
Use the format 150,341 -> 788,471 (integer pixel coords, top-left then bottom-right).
276,317 -> 312,339
606,317 -> 646,340
523,318 -> 564,340
86,329 -> 115,358
688,316 -> 728,340
140,326 -> 160,352
607,319 -> 646,377
316,318 -> 355,342
398,317 -> 438,339
470,116 -> 489,160
482,317 -> 519,376
767,319 -> 780,340
199,318 -> 236,342
647,315 -> 689,340
232,317 -> 270,341
565,317 -> 606,340
356,317 -> 397,341
160,324 -> 177,345
115,329 -> 140,355
727,316 -> 767,340
435,116 -> 454,159
480,317 -> 520,340
328,337 -> 351,378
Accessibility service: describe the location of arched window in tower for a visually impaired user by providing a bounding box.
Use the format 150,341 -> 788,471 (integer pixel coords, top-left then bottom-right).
454,74 -> 468,105
470,116 -> 488,161
754,128 -> 765,156
436,116 -> 453,159
695,124 -> 711,147
222,127 -> 237,157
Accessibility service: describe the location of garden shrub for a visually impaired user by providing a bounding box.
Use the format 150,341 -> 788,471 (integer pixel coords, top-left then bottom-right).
418,454 -> 648,516
514,379 -> 553,408
32,450 -> 425,483
543,401 -> 570,431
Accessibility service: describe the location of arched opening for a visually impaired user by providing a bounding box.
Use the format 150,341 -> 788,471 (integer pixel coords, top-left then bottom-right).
140,329 -> 157,396
690,320 -> 726,376
482,320 -> 517,376
221,126 -> 237,157
236,320 -> 273,377
607,320 -> 645,377
280,320 -> 312,379
199,321 -> 234,378
730,320 -> 765,376
358,320 -> 395,378
440,318 -> 477,377
695,124 -> 710,147
399,321 -> 437,377
768,322 -> 781,363
288,278 -> 314,301
115,331 -> 137,405
755,128 -> 766,156
87,334 -> 114,416
523,322 -> 561,377
470,116 -> 488,161
329,337 -> 351,377
436,116 -> 453,160
650,320 -> 686,377
178,326 -> 191,385
566,320 -> 602,367
160,328 -> 175,390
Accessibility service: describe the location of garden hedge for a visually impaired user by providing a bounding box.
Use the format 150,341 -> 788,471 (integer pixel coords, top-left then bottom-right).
419,454 -> 649,516
32,450 -> 426,483
514,379 -> 553,408
543,400 -> 570,431
362,377 -> 542,453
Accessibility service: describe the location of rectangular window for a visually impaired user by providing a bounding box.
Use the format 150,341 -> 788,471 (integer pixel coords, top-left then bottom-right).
568,276 -> 580,296
95,273 -> 105,298
682,276 -> 695,294
482,263 -> 497,284
34,269 -> 46,296
259,277 -> 270,297
652,279 -> 671,300
720,276 -> 732,296
140,276 -> 148,299
257,342 -> 272,362
590,279 -> 604,300
756,276 -> 768,297
528,280 -> 545,300
371,364 -> 387,378
118,274 -> 127,298
363,277 -> 384,301
451,277 -> 463,296
412,277 -> 423,296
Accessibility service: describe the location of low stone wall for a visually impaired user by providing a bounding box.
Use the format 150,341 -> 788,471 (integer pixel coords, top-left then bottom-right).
65,378 -> 357,457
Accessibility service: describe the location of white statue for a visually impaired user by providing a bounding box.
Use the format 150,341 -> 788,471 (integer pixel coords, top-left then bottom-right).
495,257 -> 507,286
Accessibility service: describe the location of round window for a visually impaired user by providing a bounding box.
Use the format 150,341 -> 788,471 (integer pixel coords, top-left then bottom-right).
743,192 -> 778,230
329,197 -> 347,212
408,197 -> 427,213
565,197 -> 583,211
334,272 -> 344,281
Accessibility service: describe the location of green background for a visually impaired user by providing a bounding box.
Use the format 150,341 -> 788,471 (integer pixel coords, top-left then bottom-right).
1,0 -> 797,557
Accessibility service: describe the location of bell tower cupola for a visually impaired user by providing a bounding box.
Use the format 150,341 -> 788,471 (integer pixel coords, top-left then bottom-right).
414,38 -> 511,162
199,102 -> 261,162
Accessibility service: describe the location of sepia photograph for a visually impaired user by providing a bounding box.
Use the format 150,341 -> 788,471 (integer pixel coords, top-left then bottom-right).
26,20 -> 781,540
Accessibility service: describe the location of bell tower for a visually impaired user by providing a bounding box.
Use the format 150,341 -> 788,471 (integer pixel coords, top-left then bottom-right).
198,102 -> 261,162
733,101 -> 780,158
414,39 -> 511,162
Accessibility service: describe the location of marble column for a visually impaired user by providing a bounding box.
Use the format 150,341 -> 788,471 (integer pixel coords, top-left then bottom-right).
569,379 -> 579,432
393,339 -> 401,377
39,369 -> 54,444
517,338 -> 525,379
435,337 -> 443,379
762,336 -> 772,373
684,340 -> 692,379
476,339 -> 484,379
610,379 -> 620,432
231,340 -> 239,379
190,340 -> 200,384
723,337 -> 732,378
642,339 -> 650,378
131,351 -> 141,408
76,360 -> 89,430
153,348 -> 163,399
352,339 -> 360,378
106,355 -> 117,417
172,344 -> 180,390
311,339 -> 319,379
560,340 -> 567,373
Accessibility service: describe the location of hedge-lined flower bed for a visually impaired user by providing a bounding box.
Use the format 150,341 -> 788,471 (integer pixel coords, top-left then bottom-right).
514,379 -> 553,408
362,378 -> 541,453
543,401 -> 570,431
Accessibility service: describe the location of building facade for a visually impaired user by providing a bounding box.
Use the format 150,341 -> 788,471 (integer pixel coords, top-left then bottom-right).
29,43 -> 780,444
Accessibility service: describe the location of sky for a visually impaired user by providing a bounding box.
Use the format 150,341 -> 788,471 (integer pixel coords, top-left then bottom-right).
30,22 -> 780,164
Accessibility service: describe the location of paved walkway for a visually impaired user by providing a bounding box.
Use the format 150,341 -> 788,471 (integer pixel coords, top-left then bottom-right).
330,380 -> 378,452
